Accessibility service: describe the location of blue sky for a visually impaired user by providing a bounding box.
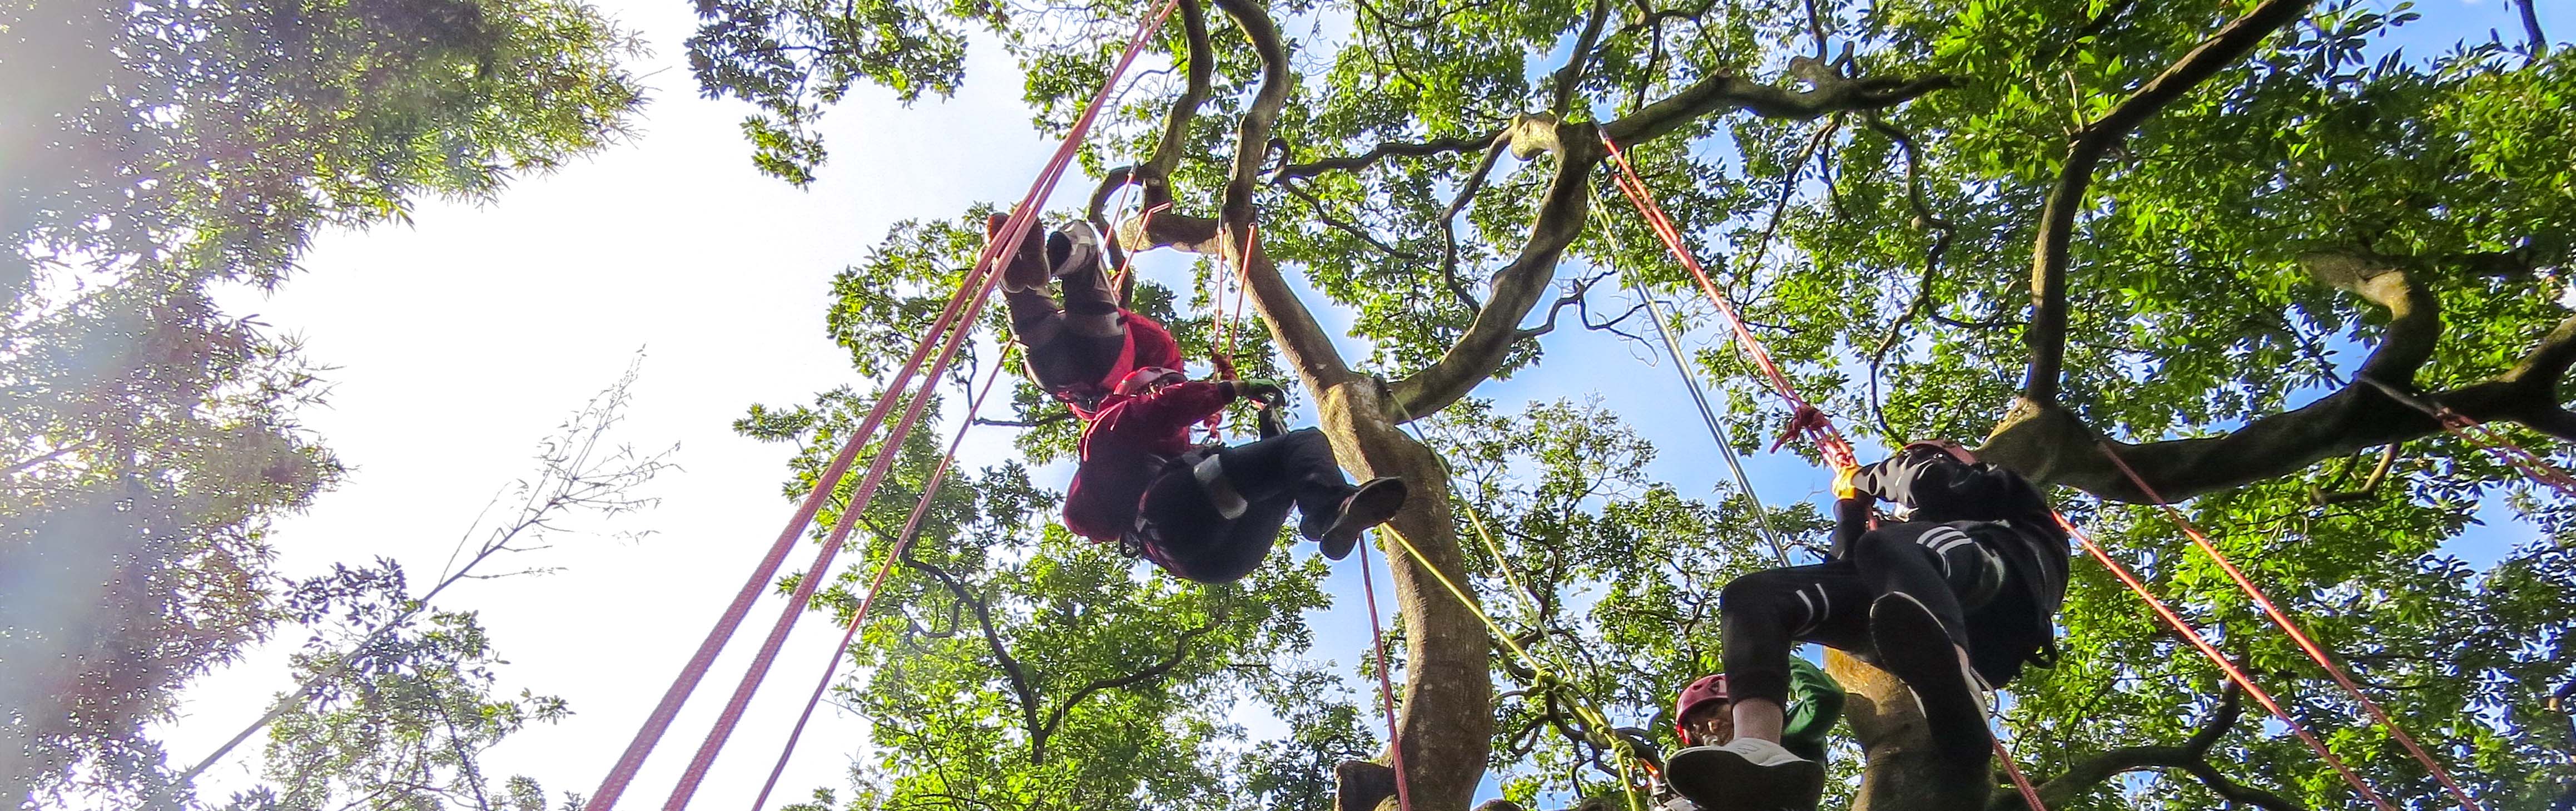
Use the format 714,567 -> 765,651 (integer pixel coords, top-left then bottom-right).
161,1 -> 2568,808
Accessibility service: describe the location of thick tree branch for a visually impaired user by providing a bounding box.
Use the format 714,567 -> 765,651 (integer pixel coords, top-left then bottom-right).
1274,133 -> 1503,181
1999,684 -> 2288,811
1387,113 -> 1602,421
1549,0 -> 1615,116
1138,0 -> 1213,206
1599,58 -> 1952,145
1987,250 -> 2576,501
2023,0 -> 2316,402
2516,0 -> 2547,61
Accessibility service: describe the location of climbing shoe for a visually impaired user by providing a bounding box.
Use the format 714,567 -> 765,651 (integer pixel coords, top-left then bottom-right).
1663,739 -> 1825,811
1316,477 -> 1408,561
1048,221 -> 1105,284
990,212 -> 1051,293
1869,591 -> 1994,761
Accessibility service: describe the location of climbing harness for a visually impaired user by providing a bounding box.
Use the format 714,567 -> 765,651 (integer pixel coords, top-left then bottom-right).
586,3 -> 1177,806
2096,442 -> 2483,811
1599,131 -> 2052,807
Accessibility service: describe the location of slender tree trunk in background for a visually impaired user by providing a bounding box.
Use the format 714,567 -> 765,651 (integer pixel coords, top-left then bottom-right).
1828,650 -> 1991,811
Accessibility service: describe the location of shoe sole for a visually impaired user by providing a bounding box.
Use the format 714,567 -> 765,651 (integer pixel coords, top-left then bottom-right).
1664,745 -> 1825,811
989,214 -> 1049,292
1320,479 -> 1408,560
1870,593 -> 1992,762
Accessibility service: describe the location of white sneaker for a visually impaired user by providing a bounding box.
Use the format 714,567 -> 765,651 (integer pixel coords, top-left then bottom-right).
1047,221 -> 1105,281
1663,738 -> 1825,811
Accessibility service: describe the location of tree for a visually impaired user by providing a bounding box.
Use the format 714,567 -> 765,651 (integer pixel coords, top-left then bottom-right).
692,0 -> 2574,808
0,0 -> 644,802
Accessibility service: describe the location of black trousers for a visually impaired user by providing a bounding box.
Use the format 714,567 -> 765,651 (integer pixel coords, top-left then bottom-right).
1136,429 -> 1356,583
1001,233 -> 1125,393
1718,522 -> 2008,705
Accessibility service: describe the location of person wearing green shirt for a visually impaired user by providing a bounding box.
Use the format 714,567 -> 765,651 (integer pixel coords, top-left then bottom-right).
1659,656 -> 1845,810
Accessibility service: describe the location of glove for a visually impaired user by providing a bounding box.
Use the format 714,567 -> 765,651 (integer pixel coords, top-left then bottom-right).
1832,463 -> 1860,500
1230,378 -> 1288,407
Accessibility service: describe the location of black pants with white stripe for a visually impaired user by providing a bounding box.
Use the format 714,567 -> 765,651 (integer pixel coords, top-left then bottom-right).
1718,522 -> 2007,707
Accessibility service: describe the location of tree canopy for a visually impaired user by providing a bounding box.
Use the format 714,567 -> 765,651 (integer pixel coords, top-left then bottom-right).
700,0 -> 2574,807
1,0 -> 644,803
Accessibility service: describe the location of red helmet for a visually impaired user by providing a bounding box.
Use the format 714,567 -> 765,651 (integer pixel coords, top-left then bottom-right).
1902,439 -> 1979,465
1113,366 -> 1187,397
1672,674 -> 1730,745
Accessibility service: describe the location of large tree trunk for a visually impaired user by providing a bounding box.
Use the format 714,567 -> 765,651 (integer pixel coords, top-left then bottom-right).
1317,379 -> 1494,810
1827,650 -> 1991,811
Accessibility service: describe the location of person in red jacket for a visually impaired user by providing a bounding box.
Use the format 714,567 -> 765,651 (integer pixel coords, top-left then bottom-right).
1065,367 -> 1408,583
987,212 -> 1184,419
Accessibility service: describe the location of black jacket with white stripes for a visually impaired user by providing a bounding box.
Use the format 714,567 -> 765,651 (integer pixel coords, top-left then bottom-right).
1837,446 -> 2070,683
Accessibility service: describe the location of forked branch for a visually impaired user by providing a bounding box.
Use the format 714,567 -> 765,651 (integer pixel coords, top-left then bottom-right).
2023,0 -> 2315,402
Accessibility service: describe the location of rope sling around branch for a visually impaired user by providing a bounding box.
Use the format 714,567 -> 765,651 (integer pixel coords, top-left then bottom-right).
2095,442 -> 2483,810
585,3 -> 1176,805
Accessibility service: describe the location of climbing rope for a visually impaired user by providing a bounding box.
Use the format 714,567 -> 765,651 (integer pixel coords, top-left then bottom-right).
2057,514 -> 2400,809
748,358 -> 1011,811
1356,537 -> 1417,811
587,232 -> 992,811
588,3 -> 1177,805
1600,133 -> 1856,470
1377,522 -> 1649,811
2095,443 -> 2483,810
1992,740 -> 2049,810
2356,376 -> 2576,498
1586,185 -> 1792,566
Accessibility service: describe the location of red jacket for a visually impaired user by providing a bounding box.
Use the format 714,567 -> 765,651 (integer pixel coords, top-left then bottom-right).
1063,311 -> 1184,421
1064,379 -> 1233,542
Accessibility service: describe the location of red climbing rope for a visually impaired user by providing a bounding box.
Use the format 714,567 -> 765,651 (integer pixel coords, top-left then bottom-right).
1600,134 -> 1855,470
2056,514 -> 2399,810
1109,201 -> 1170,296
1992,739 -> 2049,811
587,231 -> 996,811
747,358 -> 1010,811
2357,377 -> 2576,498
667,229 -> 1004,809
2095,443 -> 2483,810
590,3 -> 1177,806
1356,538 -> 1416,811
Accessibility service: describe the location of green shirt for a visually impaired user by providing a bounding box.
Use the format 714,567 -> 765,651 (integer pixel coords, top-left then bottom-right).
1780,656 -> 1846,763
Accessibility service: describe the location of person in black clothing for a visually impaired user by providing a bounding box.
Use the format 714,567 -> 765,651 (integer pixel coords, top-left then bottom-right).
1690,440 -> 2068,811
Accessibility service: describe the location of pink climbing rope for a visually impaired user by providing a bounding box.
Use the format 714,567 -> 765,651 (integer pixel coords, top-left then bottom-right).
586,226 -> 994,811
2096,443 -> 2483,811
746,358 -> 1010,811
1993,739 -> 2049,811
590,2 -> 1178,805
1356,538 -> 1416,811
1600,133 -> 1855,469
2057,515 -> 2399,810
